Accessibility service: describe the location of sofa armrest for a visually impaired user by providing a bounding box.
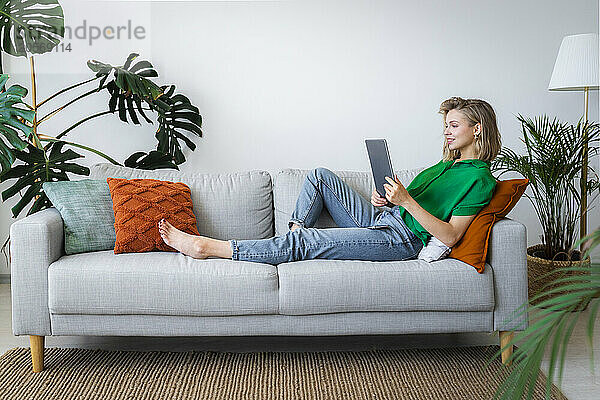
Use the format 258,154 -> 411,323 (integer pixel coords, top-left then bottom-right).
487,217 -> 529,331
10,207 -> 64,336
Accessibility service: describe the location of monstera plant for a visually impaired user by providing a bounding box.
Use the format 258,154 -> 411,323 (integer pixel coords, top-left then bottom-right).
0,0 -> 203,220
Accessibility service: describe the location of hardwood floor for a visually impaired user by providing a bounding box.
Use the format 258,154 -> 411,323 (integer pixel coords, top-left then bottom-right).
1,284 -> 598,399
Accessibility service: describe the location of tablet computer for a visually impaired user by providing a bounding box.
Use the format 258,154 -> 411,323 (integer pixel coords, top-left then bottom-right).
365,139 -> 395,205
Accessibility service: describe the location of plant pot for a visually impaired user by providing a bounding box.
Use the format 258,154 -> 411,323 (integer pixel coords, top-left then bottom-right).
527,244 -> 591,312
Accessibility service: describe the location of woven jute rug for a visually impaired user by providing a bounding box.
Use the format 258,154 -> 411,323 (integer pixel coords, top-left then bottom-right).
0,345 -> 568,400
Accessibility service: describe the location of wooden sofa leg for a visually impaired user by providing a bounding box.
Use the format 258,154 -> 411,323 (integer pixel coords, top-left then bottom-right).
499,331 -> 514,366
29,335 -> 44,373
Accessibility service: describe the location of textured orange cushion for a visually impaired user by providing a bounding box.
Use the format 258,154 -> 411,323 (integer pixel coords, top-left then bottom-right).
107,177 -> 200,254
449,179 -> 529,273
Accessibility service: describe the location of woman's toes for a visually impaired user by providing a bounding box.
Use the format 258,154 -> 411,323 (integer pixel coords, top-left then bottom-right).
158,225 -> 169,242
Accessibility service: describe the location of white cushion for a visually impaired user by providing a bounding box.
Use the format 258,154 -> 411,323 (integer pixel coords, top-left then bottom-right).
418,236 -> 451,262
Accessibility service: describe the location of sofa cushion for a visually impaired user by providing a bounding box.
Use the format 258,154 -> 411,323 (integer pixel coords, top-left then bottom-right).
277,258 -> 494,315
90,163 -> 274,240
42,179 -> 116,254
48,251 -> 279,316
273,167 -> 424,236
107,177 -> 200,254
449,179 -> 529,273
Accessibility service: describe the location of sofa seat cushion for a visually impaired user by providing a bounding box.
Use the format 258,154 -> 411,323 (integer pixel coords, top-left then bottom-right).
48,251 -> 279,316
277,258 -> 494,315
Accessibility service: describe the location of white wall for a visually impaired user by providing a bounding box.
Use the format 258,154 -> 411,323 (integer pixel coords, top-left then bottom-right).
1,0 -> 598,275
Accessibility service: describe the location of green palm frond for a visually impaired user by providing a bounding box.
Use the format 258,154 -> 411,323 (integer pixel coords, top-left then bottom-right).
486,231 -> 600,400
488,114 -> 600,399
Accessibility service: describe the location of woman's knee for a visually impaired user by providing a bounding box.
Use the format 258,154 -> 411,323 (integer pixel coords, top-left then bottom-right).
283,229 -> 309,262
311,167 -> 335,182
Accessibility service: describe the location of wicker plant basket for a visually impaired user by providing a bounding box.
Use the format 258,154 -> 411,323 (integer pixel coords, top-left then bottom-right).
527,244 -> 591,312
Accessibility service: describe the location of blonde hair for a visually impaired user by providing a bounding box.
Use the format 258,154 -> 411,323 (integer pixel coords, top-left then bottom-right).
439,97 -> 502,162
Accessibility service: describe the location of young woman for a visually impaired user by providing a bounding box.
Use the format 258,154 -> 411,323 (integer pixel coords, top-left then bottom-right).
158,96 -> 501,264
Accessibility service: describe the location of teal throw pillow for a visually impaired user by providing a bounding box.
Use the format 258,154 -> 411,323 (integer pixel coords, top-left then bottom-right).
42,179 -> 116,255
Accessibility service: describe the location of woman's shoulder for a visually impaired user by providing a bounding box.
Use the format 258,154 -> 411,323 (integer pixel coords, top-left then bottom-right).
473,169 -> 497,191
460,162 -> 496,185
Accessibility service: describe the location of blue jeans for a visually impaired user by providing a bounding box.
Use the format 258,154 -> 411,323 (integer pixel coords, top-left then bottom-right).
229,167 -> 423,264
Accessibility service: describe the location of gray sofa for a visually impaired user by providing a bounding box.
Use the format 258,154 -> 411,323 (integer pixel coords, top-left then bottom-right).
10,163 -> 529,372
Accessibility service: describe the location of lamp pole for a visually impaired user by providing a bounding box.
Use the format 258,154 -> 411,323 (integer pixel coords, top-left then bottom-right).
580,87 -> 589,252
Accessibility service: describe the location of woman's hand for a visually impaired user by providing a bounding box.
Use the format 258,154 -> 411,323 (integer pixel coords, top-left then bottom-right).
371,188 -> 388,207
384,175 -> 410,207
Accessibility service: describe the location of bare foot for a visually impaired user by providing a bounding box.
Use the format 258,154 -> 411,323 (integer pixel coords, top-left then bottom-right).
158,219 -> 208,259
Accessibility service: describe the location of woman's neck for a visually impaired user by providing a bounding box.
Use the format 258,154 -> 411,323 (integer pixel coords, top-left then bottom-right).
456,145 -> 477,161
453,157 -> 477,165
454,150 -> 478,163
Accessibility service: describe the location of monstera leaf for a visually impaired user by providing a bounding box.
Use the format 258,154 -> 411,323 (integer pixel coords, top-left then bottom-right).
0,142 -> 89,217
0,0 -> 65,57
124,150 -> 178,170
0,74 -> 34,173
88,53 -> 163,109
105,80 -> 154,125
151,85 -> 202,165
89,54 -> 202,166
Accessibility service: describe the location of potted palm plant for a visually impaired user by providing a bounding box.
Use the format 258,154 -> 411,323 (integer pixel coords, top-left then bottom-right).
492,115 -> 600,309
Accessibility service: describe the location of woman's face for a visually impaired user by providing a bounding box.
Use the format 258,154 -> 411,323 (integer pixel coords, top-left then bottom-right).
444,109 -> 479,155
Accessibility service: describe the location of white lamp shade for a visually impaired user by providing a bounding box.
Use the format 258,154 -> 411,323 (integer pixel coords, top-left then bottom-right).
548,33 -> 599,91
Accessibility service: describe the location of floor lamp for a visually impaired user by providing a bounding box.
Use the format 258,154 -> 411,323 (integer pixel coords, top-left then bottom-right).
548,33 -> 599,251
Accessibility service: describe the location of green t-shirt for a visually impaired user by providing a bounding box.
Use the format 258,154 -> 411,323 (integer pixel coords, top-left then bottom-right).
396,158 -> 497,247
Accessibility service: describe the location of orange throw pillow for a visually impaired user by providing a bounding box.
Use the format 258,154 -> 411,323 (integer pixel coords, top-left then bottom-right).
107,177 -> 200,254
449,179 -> 529,273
